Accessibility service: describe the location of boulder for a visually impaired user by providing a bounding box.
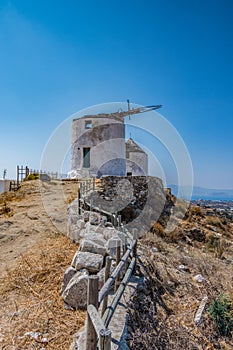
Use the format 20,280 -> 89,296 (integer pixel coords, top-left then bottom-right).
68,219 -> 86,242
80,232 -> 107,246
67,214 -> 80,240
95,225 -> 104,234
60,266 -> 77,294
68,199 -> 79,215
79,239 -> 106,256
69,229 -> 81,243
103,227 -> 119,240
71,251 -> 103,273
89,212 -> 100,225
76,219 -> 86,230
83,211 -> 89,222
62,269 -> 89,309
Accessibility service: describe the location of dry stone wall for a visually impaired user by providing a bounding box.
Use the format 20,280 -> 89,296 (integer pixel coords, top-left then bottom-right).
62,176 -> 169,311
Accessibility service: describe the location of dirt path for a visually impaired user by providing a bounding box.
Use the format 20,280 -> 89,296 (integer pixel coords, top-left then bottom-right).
0,179 -> 79,277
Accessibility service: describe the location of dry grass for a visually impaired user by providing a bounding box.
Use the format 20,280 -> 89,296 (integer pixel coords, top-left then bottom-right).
128,237 -> 233,349
65,192 -> 79,205
204,216 -> 226,231
0,233 -> 86,349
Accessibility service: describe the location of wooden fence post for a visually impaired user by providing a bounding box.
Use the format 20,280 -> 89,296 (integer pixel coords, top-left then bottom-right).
78,188 -> 81,215
113,215 -> 117,227
99,329 -> 111,350
115,239 -> 121,292
86,276 -> 99,350
17,165 -> 19,186
132,230 -> 137,274
101,256 -> 112,317
117,215 -> 121,230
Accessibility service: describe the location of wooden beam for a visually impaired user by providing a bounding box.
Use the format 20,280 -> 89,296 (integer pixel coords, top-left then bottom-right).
102,257 -> 136,328
86,276 -> 99,350
101,256 -> 112,317
98,240 -> 136,305
87,304 -> 105,335
99,328 -> 111,350
115,240 -> 121,292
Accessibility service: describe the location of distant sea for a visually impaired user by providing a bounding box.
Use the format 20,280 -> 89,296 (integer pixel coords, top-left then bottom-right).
168,185 -> 233,201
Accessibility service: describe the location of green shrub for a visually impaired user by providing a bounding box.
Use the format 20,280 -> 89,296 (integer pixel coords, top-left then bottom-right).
208,294 -> 233,337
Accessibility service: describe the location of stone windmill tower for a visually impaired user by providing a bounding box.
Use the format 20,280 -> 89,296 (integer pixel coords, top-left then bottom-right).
69,102 -> 161,178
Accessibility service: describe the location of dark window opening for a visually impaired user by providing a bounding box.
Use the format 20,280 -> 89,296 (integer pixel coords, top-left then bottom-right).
85,120 -> 92,129
127,172 -> 132,176
83,148 -> 90,168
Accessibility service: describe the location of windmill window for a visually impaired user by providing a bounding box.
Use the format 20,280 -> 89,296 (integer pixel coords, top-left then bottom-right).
83,147 -> 91,168
85,120 -> 92,129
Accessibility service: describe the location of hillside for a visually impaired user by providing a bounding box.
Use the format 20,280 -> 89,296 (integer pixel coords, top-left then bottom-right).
127,204 -> 233,349
0,179 -> 232,349
0,179 -> 86,349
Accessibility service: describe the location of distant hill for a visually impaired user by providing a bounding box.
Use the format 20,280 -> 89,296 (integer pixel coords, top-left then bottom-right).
168,185 -> 233,200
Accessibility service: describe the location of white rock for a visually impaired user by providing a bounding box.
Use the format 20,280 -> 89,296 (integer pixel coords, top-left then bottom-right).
79,239 -> 106,256
68,199 -> 79,214
89,212 -> 100,225
77,219 -> 85,230
95,226 -> 104,234
103,227 -> 118,240
178,264 -> 189,272
61,266 -> 77,294
151,247 -> 158,253
62,269 -> 89,309
70,229 -> 81,243
81,232 -> 107,246
193,274 -> 205,283
83,211 -> 89,222
71,251 -> 103,273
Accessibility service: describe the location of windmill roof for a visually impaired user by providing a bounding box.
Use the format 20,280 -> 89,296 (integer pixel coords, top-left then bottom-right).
126,138 -> 146,157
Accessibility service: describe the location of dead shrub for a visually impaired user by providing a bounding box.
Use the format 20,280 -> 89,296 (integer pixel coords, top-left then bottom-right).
205,216 -> 226,231
0,201 -> 13,216
151,222 -> 165,238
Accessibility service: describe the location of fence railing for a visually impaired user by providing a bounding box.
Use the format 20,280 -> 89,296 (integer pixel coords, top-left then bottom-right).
86,239 -> 137,350
77,177 -> 137,350
9,165 -> 68,191
79,177 -> 96,197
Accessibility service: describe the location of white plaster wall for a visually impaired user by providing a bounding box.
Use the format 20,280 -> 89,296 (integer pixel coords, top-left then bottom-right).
71,116 -> 126,177
0,180 -> 11,194
0,180 -> 4,194
126,152 -> 148,176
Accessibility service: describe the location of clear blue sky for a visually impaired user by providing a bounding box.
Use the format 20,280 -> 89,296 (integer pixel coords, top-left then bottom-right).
0,0 -> 232,189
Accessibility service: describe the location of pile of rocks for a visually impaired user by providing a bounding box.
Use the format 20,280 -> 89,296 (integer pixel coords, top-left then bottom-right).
62,205 -> 126,309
